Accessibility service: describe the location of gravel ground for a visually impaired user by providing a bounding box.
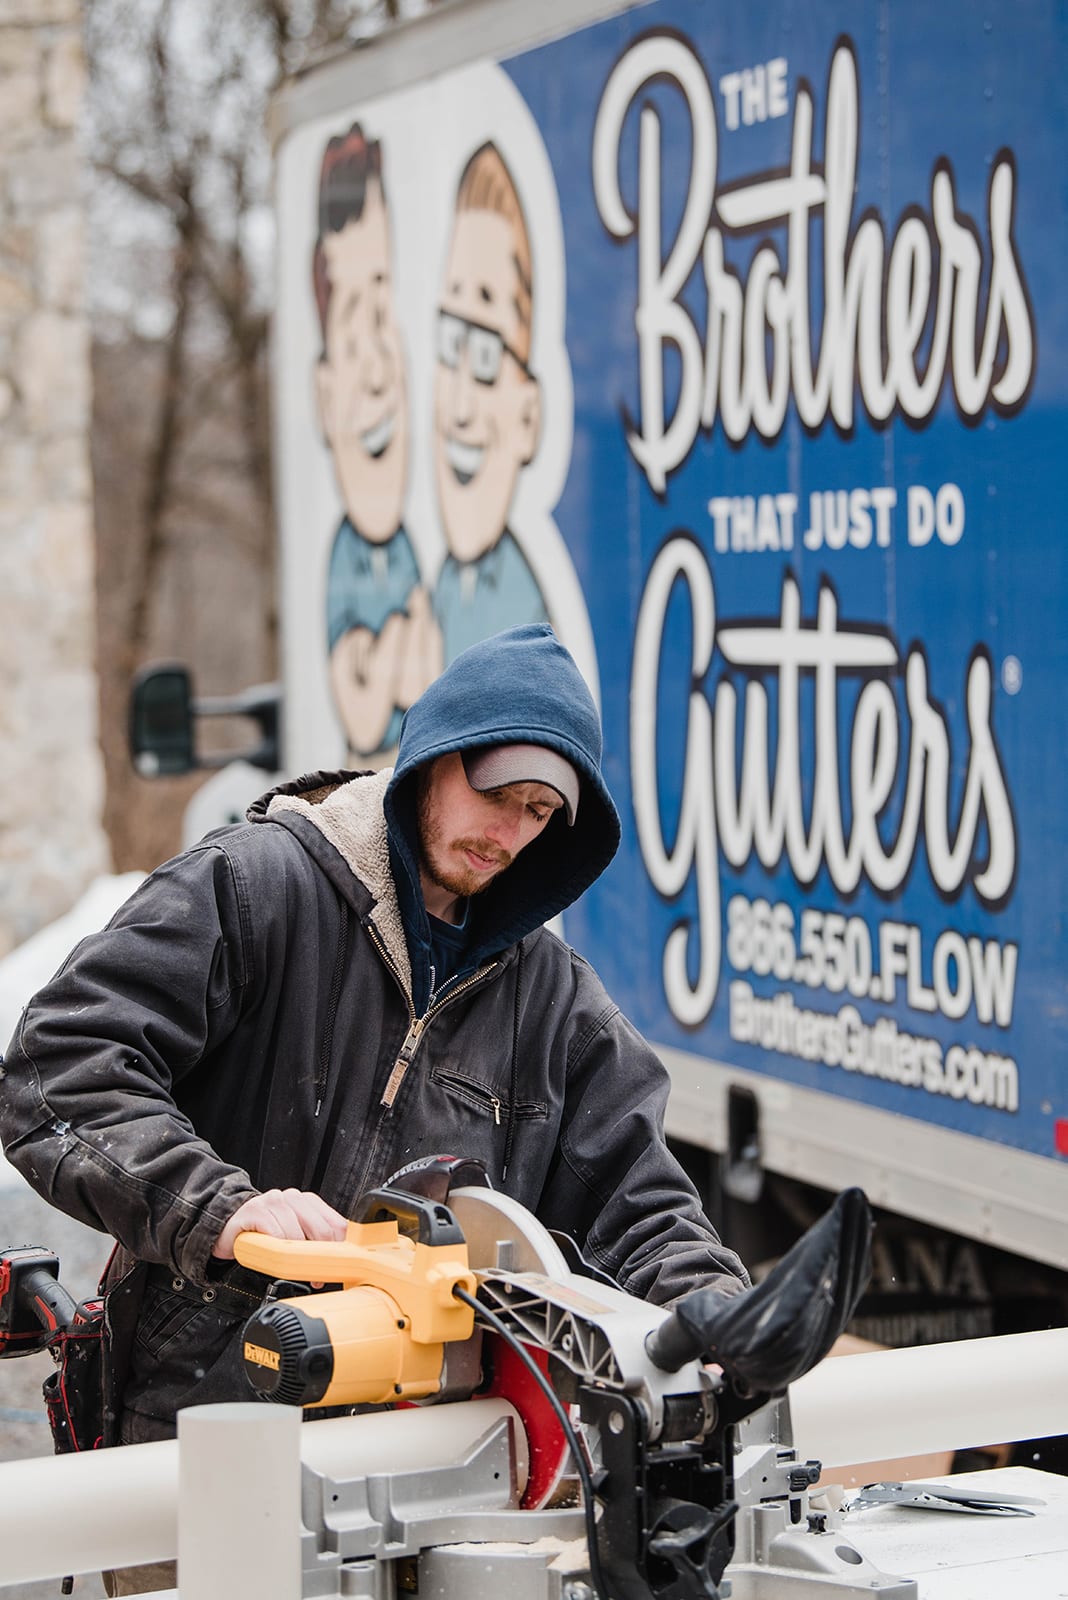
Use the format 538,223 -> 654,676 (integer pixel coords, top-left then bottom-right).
1,1180 -> 110,1600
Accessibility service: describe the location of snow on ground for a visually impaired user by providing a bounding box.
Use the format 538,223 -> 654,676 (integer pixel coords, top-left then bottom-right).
0,874 -> 144,1192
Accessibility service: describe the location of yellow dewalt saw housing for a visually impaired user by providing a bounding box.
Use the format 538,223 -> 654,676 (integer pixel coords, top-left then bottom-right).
236,1189 -> 477,1408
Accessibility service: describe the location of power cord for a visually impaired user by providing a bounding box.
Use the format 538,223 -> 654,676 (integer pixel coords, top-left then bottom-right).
452,1283 -> 611,1600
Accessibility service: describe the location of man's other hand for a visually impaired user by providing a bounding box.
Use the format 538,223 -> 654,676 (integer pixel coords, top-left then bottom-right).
212,1188 -> 349,1259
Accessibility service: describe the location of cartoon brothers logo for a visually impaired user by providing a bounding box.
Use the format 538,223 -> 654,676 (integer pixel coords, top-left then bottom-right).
314,121 -> 566,764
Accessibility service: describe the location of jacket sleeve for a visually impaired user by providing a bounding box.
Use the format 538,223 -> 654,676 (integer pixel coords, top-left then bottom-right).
0,847 -> 261,1281
538,976 -> 751,1306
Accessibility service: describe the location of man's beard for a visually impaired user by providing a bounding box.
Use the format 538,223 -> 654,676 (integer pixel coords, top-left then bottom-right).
417,781 -> 511,901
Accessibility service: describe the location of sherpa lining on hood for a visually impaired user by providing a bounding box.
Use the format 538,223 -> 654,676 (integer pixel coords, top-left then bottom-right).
265,768 -> 413,997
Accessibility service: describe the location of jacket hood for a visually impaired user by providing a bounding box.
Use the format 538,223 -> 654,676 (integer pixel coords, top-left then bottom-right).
386,625 -> 621,996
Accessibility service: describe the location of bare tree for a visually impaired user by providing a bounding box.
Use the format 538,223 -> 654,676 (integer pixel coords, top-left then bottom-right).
86,0 -> 424,868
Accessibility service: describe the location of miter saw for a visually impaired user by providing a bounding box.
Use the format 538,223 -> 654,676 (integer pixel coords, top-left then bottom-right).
225,1161 -> 918,1600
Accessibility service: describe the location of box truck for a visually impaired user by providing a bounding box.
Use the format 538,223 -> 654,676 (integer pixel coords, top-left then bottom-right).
135,0 -> 1068,1367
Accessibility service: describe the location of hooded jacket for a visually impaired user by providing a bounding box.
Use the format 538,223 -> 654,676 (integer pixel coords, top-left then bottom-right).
0,625 -> 747,1437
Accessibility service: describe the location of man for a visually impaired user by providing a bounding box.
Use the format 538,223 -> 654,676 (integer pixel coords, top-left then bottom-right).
314,123 -> 439,762
433,143 -> 550,662
0,626 -> 747,1457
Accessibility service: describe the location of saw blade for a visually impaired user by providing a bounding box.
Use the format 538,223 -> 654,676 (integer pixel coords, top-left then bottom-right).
449,1187 -> 573,1279
449,1187 -> 576,1509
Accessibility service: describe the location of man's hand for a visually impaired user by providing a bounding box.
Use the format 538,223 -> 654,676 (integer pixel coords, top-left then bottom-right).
212,1189 -> 349,1260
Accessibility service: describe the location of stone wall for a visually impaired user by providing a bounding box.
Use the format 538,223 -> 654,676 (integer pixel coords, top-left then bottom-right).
0,0 -> 110,958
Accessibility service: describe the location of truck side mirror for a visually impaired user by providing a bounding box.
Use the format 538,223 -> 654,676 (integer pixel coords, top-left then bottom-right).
129,665 -> 282,776
130,664 -> 196,776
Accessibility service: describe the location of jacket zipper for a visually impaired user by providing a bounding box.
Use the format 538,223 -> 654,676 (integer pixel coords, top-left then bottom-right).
380,966 -> 499,1108
381,1016 -> 423,1108
365,921 -> 498,1110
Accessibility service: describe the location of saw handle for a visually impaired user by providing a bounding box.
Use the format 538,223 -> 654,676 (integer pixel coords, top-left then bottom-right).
352,1187 -> 466,1247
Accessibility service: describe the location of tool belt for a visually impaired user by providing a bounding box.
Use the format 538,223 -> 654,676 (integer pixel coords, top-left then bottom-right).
41,1300 -> 107,1454
41,1252 -> 270,1453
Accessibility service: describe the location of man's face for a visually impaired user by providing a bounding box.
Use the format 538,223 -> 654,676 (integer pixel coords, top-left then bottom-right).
417,751 -> 561,904
434,208 -> 541,564
316,183 -> 407,543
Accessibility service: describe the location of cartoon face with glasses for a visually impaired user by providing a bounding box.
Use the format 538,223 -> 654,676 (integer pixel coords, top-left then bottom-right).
432,142 -> 549,662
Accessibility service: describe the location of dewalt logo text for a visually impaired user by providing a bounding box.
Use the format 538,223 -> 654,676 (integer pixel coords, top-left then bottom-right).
244,1340 -> 280,1371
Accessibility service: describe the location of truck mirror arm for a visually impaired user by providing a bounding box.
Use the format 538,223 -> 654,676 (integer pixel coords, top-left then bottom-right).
189,682 -> 282,772
129,664 -> 282,777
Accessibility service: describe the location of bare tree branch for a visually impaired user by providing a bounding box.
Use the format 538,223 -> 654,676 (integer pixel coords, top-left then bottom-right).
88,0 -> 426,869
121,189 -> 199,680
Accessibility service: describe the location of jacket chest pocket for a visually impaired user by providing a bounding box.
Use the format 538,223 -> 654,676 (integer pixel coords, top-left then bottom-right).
430,1066 -> 547,1125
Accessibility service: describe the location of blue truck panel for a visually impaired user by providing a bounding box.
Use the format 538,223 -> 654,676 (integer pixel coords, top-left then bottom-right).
273,0 -> 1068,1193
510,0 -> 1066,1165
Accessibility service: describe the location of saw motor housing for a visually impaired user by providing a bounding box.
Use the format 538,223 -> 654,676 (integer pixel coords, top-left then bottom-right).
237,1190 -> 477,1409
